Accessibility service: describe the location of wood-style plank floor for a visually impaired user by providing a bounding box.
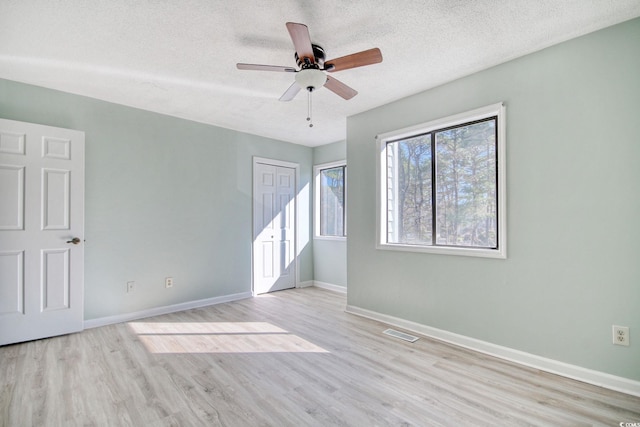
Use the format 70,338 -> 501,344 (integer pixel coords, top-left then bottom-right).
1,287 -> 639,426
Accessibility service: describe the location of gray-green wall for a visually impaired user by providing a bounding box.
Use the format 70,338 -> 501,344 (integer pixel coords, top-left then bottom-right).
0,79 -> 313,320
347,18 -> 640,380
313,140 -> 347,288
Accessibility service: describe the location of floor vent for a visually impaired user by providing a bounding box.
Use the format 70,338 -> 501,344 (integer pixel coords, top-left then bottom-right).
383,329 -> 419,343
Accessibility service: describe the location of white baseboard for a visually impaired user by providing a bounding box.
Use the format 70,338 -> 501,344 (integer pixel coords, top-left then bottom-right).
346,304 -> 640,398
298,280 -> 314,288
312,281 -> 347,294
84,291 -> 253,329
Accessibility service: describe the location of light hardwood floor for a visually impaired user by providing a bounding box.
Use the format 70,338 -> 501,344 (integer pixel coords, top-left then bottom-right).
1,287 -> 639,426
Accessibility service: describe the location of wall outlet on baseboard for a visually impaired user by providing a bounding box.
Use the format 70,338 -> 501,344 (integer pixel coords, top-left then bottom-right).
165,277 -> 174,288
127,281 -> 135,293
612,325 -> 629,346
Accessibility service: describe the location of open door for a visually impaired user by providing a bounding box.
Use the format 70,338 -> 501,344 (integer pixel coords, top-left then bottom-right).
253,158 -> 297,294
0,118 -> 84,345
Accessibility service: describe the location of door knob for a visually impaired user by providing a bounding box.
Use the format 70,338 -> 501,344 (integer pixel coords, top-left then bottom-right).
66,237 -> 81,245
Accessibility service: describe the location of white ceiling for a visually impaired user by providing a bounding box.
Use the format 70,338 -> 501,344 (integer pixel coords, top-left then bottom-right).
1,1 -> 639,147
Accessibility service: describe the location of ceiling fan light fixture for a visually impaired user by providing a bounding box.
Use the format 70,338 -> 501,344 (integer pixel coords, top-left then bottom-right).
295,68 -> 327,91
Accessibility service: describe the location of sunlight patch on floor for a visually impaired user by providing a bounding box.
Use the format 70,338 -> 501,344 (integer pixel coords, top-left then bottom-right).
127,321 -> 329,354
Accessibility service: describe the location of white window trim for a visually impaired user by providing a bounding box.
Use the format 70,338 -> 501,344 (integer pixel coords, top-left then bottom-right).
375,102 -> 507,259
314,160 -> 347,241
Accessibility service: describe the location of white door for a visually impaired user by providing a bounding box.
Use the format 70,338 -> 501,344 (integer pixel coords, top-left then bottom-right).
253,159 -> 296,294
0,118 -> 84,346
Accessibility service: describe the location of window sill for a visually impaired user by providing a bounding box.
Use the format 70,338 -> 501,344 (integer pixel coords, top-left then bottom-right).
314,235 -> 347,242
376,242 -> 506,259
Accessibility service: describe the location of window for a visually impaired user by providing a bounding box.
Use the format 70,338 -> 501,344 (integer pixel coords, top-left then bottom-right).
314,161 -> 346,239
377,103 -> 506,258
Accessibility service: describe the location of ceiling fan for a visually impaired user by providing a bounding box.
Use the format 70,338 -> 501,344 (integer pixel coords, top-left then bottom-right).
237,22 -> 383,126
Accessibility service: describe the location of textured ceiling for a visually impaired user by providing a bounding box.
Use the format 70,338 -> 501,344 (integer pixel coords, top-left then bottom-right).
1,1 -> 639,147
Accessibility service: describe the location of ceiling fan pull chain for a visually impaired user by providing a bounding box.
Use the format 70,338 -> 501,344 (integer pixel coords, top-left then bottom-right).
307,89 -> 313,127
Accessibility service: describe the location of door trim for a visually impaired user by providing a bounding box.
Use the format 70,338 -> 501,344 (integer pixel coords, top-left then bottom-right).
252,157 -> 300,296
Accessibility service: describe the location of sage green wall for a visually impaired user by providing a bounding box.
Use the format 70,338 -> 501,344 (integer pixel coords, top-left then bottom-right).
346,18 -> 640,380
313,140 -> 347,288
313,140 -> 345,166
0,79 -> 313,320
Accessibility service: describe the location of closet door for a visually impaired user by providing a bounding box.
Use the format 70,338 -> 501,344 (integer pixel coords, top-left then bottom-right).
253,159 -> 296,294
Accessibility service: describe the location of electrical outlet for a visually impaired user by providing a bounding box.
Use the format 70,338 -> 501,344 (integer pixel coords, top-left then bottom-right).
165,277 -> 173,288
612,325 -> 629,346
127,281 -> 135,293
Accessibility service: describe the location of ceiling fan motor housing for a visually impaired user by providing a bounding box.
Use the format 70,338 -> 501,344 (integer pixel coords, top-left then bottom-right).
295,44 -> 326,68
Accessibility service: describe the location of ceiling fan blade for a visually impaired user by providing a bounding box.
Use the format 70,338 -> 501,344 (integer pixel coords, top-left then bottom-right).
237,63 -> 296,72
324,76 -> 358,100
286,22 -> 315,64
325,48 -> 383,72
279,82 -> 301,102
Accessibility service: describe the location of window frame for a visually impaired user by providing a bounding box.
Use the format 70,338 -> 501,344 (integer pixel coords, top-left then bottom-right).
376,103 -> 506,258
314,160 -> 347,240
